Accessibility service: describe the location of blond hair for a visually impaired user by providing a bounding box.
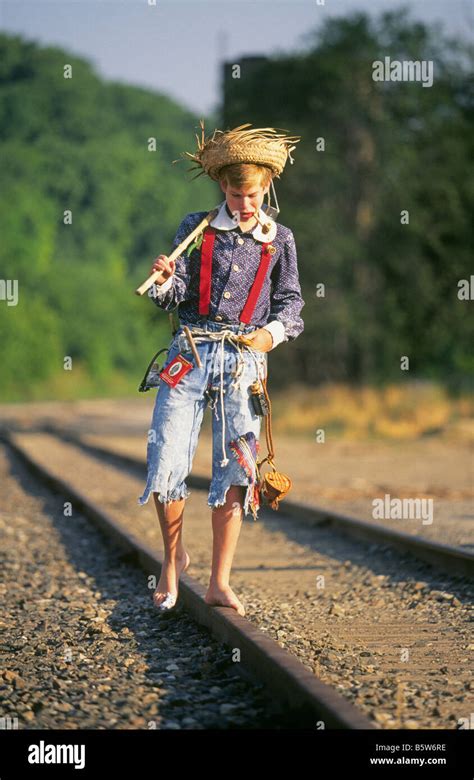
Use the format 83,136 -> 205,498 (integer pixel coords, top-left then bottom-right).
218,163 -> 272,190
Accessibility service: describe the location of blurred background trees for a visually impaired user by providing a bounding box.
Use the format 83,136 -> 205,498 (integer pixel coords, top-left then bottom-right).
0,8 -> 472,401
222,10 -> 473,390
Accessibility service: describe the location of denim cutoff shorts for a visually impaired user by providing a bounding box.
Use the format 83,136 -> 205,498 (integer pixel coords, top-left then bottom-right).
137,317 -> 268,518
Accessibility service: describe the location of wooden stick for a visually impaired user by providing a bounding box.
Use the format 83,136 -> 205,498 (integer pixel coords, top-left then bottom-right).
183,326 -> 202,368
135,208 -> 218,296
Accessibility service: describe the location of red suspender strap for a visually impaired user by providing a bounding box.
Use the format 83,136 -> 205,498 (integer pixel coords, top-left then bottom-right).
239,242 -> 273,324
198,226 -> 216,315
199,232 -> 273,323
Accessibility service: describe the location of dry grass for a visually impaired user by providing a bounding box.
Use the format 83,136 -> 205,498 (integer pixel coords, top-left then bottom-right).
3,371 -> 472,444
270,381 -> 474,442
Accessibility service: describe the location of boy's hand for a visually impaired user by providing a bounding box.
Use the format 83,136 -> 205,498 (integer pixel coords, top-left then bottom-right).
245,328 -> 273,352
151,254 -> 175,284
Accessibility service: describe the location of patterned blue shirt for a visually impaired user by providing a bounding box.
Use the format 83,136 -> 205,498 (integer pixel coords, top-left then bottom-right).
148,200 -> 305,345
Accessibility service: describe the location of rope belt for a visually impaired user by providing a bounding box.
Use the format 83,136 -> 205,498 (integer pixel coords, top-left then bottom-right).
180,327 -> 264,467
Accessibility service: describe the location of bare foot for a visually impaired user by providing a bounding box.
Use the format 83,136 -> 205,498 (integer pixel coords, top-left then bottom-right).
204,584 -> 246,616
153,551 -> 190,608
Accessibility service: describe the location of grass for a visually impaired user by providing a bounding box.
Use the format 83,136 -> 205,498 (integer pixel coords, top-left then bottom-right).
270,381 -> 474,442
0,365 -> 140,403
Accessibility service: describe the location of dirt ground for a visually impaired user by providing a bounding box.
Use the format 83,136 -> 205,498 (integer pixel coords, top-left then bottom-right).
0,396 -> 472,548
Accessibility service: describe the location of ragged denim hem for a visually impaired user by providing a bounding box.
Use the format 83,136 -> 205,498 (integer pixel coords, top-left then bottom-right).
138,480 -> 191,506
208,481 -> 260,521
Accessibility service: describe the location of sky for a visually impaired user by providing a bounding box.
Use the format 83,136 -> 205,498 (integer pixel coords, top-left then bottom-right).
0,0 -> 472,116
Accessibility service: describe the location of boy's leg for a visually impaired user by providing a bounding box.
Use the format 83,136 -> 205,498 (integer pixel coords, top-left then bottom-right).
152,495 -> 189,608
141,342 -> 209,605
205,485 -> 246,615
205,347 -> 267,615
138,337 -> 210,507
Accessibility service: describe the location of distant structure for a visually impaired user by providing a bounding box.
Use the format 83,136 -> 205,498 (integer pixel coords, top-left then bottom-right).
221,56 -> 269,126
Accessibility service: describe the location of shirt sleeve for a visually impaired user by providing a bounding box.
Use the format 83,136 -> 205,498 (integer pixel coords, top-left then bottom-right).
147,214 -> 199,312
265,230 -> 305,344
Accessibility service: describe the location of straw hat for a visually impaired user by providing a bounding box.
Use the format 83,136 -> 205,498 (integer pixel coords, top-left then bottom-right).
174,120 -> 301,181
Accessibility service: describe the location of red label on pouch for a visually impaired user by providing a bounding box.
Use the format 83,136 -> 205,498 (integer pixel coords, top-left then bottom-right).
159,353 -> 193,387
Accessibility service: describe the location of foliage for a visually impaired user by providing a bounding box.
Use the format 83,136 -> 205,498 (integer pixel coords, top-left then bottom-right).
223,8 -> 473,391
0,9 -> 472,400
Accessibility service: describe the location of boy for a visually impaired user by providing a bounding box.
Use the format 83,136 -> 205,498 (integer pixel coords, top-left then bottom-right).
138,124 -> 304,615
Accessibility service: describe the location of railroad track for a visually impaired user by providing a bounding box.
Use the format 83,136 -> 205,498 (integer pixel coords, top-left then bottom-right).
2,431 -> 372,730
42,423 -> 474,579
2,440 -> 282,731
2,426 -> 473,730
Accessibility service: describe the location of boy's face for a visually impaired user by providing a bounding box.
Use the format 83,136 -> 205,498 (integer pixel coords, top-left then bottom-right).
219,179 -> 270,223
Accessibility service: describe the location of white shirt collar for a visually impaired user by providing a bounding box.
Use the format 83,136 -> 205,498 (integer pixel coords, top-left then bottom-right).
209,200 -> 277,243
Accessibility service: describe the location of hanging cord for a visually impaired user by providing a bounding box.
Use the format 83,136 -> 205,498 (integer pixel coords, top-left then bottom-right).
257,375 -> 276,469
185,328 -> 250,467
138,347 -> 169,392
218,334 -> 229,466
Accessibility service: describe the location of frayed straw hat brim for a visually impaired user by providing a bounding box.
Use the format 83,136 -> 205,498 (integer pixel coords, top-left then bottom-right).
174,120 -> 301,181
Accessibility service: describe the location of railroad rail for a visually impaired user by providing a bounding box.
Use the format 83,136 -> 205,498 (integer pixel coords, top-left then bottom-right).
3,430 -> 374,729
40,423 -> 474,580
